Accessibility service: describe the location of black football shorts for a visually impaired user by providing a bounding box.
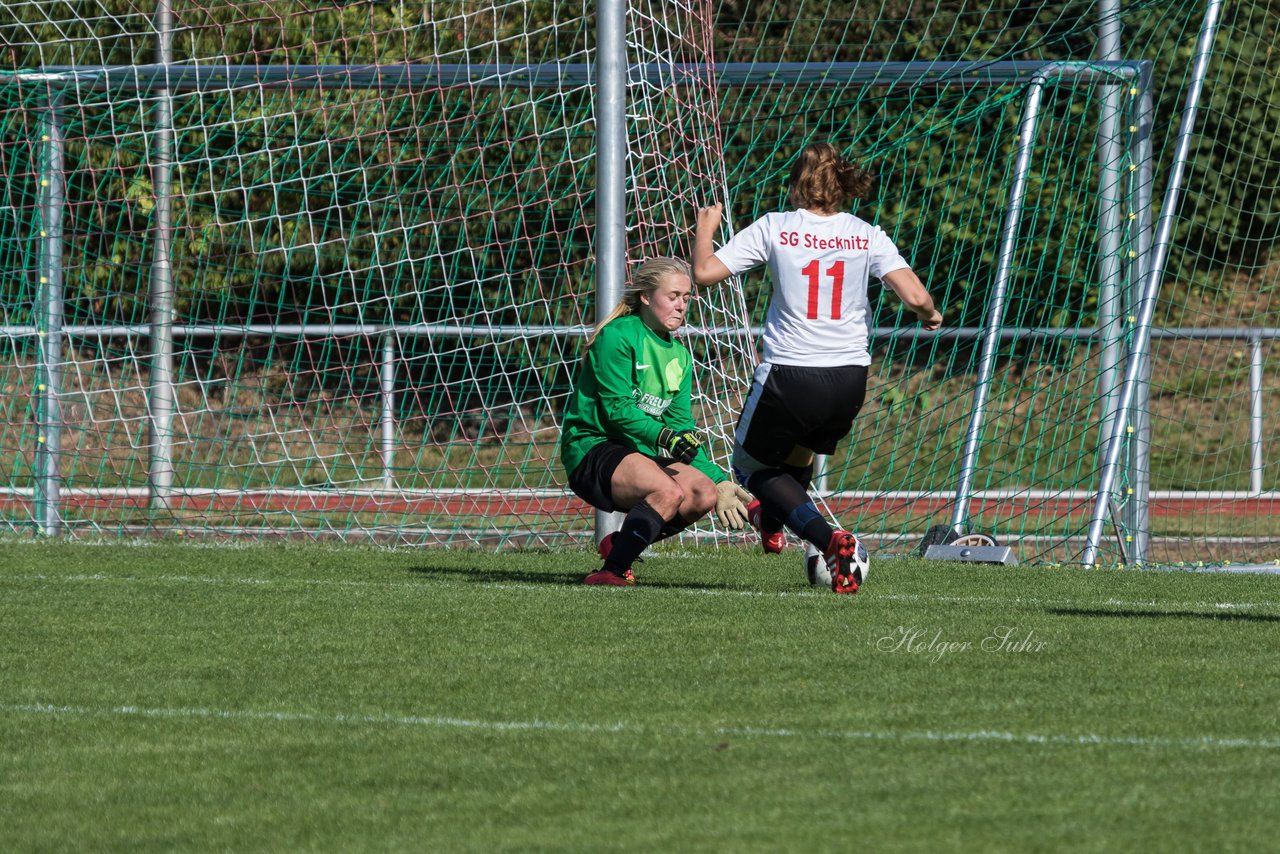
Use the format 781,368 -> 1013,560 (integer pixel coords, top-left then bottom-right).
567,440 -> 676,513
733,362 -> 868,468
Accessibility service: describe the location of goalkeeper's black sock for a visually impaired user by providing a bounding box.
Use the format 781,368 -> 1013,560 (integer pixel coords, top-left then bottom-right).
746,468 -> 833,549
654,515 -> 693,543
603,499 -> 666,573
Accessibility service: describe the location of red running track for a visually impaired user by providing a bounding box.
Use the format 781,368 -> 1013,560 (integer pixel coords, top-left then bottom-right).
4,492 -> 1279,519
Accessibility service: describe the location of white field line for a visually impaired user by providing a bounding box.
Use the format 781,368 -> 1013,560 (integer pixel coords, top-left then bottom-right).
4,572 -> 1280,613
4,701 -> 1278,752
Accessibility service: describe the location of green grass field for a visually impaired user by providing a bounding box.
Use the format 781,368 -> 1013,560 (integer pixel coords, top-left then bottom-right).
3,540 -> 1279,851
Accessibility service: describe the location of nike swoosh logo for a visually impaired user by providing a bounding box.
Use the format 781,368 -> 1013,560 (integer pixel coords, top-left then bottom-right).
636,364 -> 650,370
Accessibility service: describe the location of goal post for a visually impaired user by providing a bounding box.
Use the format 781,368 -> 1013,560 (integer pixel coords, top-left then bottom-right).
593,0 -> 627,546
34,100 -> 65,537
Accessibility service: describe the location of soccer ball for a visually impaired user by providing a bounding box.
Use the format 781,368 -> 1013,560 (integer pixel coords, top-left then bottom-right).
804,537 -> 870,590
803,542 -> 829,587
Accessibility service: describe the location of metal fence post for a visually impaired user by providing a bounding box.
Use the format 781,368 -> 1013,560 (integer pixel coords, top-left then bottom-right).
1250,335 -> 1264,495
380,331 -> 397,490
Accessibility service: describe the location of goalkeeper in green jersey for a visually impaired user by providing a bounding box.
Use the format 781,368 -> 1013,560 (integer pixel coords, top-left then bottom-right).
560,257 -> 753,586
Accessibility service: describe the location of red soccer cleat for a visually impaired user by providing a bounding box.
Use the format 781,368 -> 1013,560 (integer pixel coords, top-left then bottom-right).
596,532 -> 636,584
583,567 -> 633,586
746,500 -> 787,555
824,530 -> 861,595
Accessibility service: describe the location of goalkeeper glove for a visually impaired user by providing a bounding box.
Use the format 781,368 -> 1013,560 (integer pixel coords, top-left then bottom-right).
714,481 -> 752,530
657,427 -> 701,465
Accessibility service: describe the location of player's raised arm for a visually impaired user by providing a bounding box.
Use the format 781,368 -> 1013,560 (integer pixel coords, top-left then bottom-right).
692,203 -> 732,286
882,267 -> 943,330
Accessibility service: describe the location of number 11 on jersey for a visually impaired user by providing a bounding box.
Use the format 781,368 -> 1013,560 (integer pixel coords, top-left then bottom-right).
802,259 -> 845,320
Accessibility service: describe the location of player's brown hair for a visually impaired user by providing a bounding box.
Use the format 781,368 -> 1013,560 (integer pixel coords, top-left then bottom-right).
788,142 -> 874,211
586,256 -> 692,347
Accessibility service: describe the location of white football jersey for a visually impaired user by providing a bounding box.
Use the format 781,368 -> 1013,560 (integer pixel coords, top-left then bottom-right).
714,209 -> 909,367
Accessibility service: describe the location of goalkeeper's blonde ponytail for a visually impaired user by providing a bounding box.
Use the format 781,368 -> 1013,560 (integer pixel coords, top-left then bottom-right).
586,257 -> 692,348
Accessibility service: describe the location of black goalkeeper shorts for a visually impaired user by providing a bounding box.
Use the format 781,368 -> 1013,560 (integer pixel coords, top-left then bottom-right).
567,440 -> 676,513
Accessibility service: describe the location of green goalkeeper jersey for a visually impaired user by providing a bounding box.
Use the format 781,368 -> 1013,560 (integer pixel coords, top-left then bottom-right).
560,313 -> 726,484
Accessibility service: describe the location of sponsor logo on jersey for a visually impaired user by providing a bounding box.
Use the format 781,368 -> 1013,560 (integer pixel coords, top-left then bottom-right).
635,363 -> 650,370
633,390 -> 672,416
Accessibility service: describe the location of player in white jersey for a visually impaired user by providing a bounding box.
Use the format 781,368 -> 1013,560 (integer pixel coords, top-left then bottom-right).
693,141 -> 942,594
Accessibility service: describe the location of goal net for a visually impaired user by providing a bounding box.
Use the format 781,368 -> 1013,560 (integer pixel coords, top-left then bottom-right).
2,0 -> 1277,565
709,0 -> 1278,566
0,0 -> 749,548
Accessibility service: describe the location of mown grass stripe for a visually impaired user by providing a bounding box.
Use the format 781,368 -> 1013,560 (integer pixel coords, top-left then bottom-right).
6,702 -> 1278,752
